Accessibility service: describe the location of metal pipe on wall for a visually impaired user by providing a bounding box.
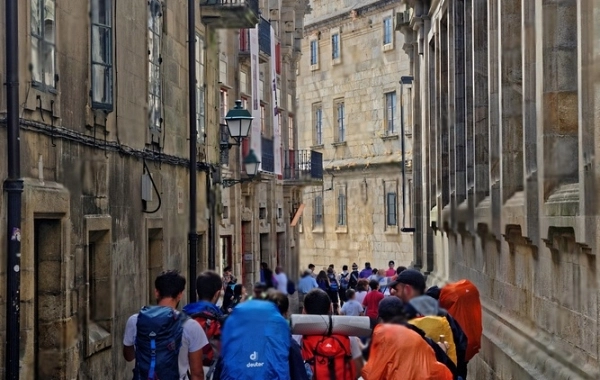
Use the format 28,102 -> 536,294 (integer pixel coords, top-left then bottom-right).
4,0 -> 23,377
187,0 -> 198,302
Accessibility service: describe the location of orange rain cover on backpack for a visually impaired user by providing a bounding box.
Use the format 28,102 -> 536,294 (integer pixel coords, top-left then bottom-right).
362,324 -> 453,380
439,279 -> 482,361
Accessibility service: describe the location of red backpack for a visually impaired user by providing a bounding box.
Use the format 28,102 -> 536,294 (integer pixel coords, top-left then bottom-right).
301,335 -> 355,380
191,311 -> 222,366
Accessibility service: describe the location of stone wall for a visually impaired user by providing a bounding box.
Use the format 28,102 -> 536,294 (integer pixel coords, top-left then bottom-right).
297,0 -> 413,272
401,0 -> 600,378
0,0 -> 217,378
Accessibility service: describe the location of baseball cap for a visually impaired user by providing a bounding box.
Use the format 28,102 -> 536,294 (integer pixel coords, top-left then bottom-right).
388,269 -> 426,293
378,297 -> 405,322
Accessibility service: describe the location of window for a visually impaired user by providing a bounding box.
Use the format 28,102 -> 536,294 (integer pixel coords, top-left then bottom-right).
91,0 -> 113,109
335,100 -> 345,142
148,0 -> 163,134
196,35 -> 205,143
314,105 -> 323,145
240,70 -> 248,94
259,73 -> 264,100
383,17 -> 393,46
219,57 -> 227,84
310,40 -> 318,66
313,196 -> 323,226
337,188 -> 347,226
385,91 -> 397,134
288,115 -> 294,149
31,0 -> 56,89
261,104 -> 266,135
220,89 -> 228,124
387,192 -> 397,226
331,33 -> 340,60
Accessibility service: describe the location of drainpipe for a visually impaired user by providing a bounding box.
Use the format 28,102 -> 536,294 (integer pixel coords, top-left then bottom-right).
400,76 -> 414,233
188,0 -> 198,302
4,0 -> 23,378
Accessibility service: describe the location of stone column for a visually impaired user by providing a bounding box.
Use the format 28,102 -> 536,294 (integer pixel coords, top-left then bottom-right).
523,0 -> 539,243
473,0 -> 489,205
541,0 -> 579,196
500,0 -> 524,201
488,0 -> 502,236
454,0 -> 467,209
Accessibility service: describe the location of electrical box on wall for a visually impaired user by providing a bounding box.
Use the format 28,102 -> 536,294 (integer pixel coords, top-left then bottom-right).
142,174 -> 153,202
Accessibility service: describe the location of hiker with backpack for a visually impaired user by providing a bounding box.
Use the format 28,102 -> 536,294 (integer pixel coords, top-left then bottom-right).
390,270 -> 469,379
215,295 -> 292,379
326,267 -> 341,314
294,288 -> 364,380
123,270 -> 207,380
349,263 -> 360,290
338,265 -> 351,304
361,297 -> 454,380
183,271 -> 227,379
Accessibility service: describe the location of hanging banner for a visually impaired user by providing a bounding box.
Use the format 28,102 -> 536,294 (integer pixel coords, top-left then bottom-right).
249,26 -> 262,171
271,26 -> 282,175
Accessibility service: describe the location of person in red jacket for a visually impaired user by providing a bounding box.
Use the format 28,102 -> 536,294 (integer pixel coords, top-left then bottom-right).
362,280 -> 384,328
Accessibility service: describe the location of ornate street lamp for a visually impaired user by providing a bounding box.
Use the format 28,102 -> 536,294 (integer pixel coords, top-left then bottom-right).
221,149 -> 261,188
224,100 -> 253,145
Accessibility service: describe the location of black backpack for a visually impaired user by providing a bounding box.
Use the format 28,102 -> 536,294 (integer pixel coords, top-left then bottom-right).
349,271 -> 359,289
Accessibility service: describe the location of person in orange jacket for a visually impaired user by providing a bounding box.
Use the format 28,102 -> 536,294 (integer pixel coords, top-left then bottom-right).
362,323 -> 453,380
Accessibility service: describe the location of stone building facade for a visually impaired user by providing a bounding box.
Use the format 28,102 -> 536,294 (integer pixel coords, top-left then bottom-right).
401,0 -> 600,378
0,0 -> 314,378
214,0 -> 317,288
297,0 -> 414,271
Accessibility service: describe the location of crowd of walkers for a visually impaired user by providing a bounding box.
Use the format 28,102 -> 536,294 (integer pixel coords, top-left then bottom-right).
122,260 -> 482,380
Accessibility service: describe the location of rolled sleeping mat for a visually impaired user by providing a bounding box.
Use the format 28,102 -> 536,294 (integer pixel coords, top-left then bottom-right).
290,314 -> 372,337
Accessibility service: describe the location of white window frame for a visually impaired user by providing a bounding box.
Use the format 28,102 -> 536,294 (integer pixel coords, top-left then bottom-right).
385,91 -> 397,135
148,0 -> 163,134
309,38 -> 319,70
314,104 -> 323,146
91,0 -> 113,110
31,0 -> 57,90
383,16 -> 394,51
386,192 -> 398,226
331,27 -> 341,65
196,35 -> 206,143
335,100 -> 345,143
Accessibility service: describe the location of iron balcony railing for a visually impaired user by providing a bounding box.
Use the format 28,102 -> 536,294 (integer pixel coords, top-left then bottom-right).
261,137 -> 275,173
258,17 -> 271,56
283,150 -> 323,181
201,0 -> 259,15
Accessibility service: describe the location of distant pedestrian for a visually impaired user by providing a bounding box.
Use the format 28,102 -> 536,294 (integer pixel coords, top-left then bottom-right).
385,261 -> 396,277
354,279 -> 369,305
274,266 -> 289,295
362,280 -> 384,328
260,262 -> 277,289
339,289 -> 364,316
326,267 -> 341,314
308,263 -> 317,278
359,262 -> 373,279
338,265 -> 351,304
349,263 -> 360,289
316,270 -> 329,291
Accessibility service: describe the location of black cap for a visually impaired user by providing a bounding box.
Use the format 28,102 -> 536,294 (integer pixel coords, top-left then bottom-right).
389,269 -> 426,293
378,297 -> 404,322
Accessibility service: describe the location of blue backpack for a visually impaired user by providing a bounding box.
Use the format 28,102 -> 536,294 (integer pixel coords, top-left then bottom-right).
134,306 -> 185,380
220,300 -> 291,379
328,273 -> 339,291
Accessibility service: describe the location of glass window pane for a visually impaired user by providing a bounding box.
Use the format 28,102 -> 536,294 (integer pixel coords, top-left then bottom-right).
92,26 -> 111,64
43,42 -> 55,87
31,0 -> 42,35
31,37 -> 42,83
92,0 -> 111,25
44,0 -> 56,43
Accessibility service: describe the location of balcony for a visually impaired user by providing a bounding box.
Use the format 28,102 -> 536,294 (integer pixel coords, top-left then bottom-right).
200,0 -> 259,29
283,150 -> 323,186
261,137 -> 275,173
258,17 -> 271,62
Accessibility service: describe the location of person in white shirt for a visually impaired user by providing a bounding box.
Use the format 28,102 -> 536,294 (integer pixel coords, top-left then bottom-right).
354,279 -> 369,305
123,271 -> 207,380
274,266 -> 289,295
340,289 -> 364,317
